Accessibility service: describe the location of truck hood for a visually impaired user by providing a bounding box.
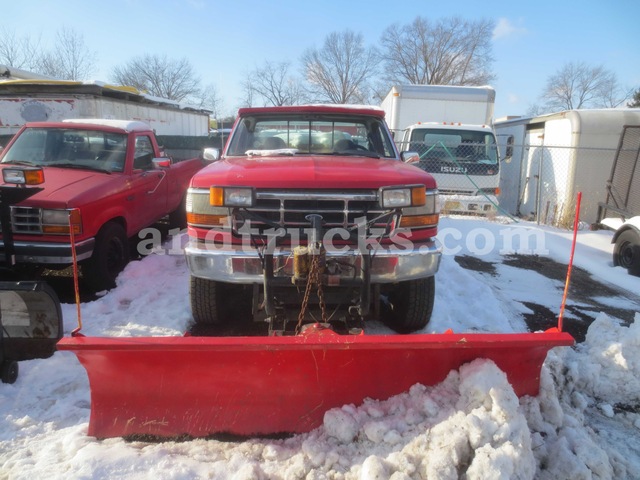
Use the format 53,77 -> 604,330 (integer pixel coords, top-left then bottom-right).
0,165 -> 120,207
191,155 -> 437,190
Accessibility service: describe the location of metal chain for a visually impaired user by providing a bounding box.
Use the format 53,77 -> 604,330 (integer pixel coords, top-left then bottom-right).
295,253 -> 329,334
314,256 -> 329,324
296,260 -> 314,334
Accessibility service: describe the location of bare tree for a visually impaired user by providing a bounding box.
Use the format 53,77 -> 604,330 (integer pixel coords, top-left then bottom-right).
111,54 -> 201,102
539,62 -> 627,111
241,77 -> 255,108
198,83 -> 223,118
37,27 -> 97,80
0,28 -> 41,70
301,30 -> 379,104
380,16 -> 495,86
242,61 -> 305,106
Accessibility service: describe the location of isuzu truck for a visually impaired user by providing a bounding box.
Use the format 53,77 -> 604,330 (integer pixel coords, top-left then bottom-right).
381,85 -> 500,215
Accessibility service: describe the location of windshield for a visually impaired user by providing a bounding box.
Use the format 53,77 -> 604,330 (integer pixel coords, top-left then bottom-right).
1,128 -> 128,173
226,115 -> 397,158
402,128 -> 499,176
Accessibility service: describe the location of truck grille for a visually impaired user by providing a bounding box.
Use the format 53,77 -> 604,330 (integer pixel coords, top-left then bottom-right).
438,188 -> 476,196
9,207 -> 42,233
235,190 -> 392,232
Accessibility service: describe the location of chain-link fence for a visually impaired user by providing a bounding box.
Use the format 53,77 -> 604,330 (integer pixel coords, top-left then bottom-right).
499,144 -> 624,228
405,140 -> 623,228
399,139 -> 502,216
598,126 -> 640,223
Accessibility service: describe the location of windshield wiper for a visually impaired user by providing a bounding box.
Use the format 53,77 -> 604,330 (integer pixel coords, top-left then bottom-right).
49,163 -> 112,174
332,150 -> 380,159
1,160 -> 37,166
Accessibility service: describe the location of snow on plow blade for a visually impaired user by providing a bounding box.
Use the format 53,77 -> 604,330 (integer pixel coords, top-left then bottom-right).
57,327 -> 573,439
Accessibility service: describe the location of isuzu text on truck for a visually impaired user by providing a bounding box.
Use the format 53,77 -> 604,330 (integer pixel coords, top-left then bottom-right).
185,105 -> 442,334
0,119 -> 206,290
382,85 -> 501,215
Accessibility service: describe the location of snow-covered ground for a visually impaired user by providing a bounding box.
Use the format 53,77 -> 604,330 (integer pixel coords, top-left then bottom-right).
1,216 -> 639,479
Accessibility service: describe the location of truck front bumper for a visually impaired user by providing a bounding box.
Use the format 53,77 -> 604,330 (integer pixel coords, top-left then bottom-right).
441,194 -> 498,215
0,238 -> 95,265
185,238 -> 443,284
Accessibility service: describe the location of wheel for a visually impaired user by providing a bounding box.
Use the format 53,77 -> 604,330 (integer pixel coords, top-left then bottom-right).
1,360 -> 19,384
83,222 -> 130,290
613,229 -> 640,276
168,195 -> 188,230
381,276 -> 435,333
190,276 -> 252,325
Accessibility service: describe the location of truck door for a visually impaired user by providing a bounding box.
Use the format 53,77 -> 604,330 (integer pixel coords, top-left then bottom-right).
127,134 -> 169,231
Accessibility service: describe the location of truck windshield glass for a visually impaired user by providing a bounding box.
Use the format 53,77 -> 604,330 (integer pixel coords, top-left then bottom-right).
226,116 -> 396,158
405,128 -> 499,176
1,128 -> 128,173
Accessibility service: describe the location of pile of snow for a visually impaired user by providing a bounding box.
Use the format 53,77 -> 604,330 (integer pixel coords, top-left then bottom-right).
1,217 -> 639,479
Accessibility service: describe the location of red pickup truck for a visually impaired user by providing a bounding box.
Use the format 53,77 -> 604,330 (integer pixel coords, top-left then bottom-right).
0,119 -> 205,290
185,105 -> 442,334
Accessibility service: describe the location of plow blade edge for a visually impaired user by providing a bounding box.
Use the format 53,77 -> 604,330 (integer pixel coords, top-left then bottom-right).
57,329 -> 574,439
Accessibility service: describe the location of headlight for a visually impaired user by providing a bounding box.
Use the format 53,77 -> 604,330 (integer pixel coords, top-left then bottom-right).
2,167 -> 45,185
398,189 -> 439,229
42,209 -> 82,234
210,186 -> 254,207
186,188 -> 230,227
380,185 -> 426,208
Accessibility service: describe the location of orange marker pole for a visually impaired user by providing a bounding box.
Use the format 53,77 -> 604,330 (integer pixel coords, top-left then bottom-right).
558,192 -> 582,332
69,210 -> 83,336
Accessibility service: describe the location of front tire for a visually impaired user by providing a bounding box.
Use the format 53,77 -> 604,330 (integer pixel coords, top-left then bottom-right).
168,195 -> 188,230
190,276 -> 252,325
83,222 -> 130,291
1,360 -> 19,384
381,276 -> 435,333
614,229 -> 640,276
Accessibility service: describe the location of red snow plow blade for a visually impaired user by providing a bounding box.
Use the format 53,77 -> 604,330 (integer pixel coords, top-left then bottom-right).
57,327 -> 573,439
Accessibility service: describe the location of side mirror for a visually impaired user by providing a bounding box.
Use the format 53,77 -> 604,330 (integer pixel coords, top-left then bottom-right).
401,151 -> 420,164
152,157 -> 171,169
203,147 -> 221,162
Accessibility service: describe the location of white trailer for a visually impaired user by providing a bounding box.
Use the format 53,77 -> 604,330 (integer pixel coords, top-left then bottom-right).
495,108 -> 640,226
381,85 -> 500,215
0,80 -> 211,137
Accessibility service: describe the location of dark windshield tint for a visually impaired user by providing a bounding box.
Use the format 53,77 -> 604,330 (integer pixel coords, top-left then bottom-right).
226,115 -> 396,158
1,128 -> 128,173
406,128 -> 498,165
402,128 -> 499,176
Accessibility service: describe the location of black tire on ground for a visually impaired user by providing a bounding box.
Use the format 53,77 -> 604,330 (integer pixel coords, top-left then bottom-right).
83,222 -> 130,291
613,229 -> 640,276
168,195 -> 188,230
190,276 -> 252,325
1,360 -> 19,384
381,276 -> 435,333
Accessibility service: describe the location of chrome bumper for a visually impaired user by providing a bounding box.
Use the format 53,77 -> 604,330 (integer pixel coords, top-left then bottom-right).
185,238 -> 442,284
1,238 -> 95,264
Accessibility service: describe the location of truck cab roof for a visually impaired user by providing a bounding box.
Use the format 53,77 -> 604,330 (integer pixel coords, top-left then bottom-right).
405,122 -> 494,132
237,104 -> 385,118
61,119 -> 153,132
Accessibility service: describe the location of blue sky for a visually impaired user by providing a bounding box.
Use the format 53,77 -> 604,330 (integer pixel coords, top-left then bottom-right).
2,0 -> 639,118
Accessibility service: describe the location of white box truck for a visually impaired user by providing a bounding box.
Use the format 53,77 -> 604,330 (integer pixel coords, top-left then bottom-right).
381,85 -> 500,215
